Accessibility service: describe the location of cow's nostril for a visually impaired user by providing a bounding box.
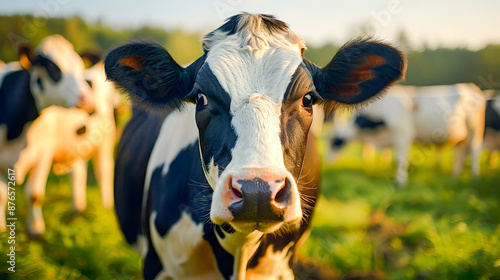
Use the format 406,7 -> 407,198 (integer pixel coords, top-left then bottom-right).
274,178 -> 291,206
231,185 -> 242,198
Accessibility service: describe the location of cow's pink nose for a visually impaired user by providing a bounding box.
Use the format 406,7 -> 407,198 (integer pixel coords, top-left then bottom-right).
227,174 -> 292,222
77,92 -> 94,112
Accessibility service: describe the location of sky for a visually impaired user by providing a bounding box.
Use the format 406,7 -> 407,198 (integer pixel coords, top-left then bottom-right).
1,0 -> 499,50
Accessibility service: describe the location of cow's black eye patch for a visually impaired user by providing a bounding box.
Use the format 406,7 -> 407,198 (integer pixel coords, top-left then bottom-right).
36,55 -> 62,82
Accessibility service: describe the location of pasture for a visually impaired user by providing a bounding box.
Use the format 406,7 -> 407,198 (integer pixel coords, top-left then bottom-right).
1,136 -> 499,279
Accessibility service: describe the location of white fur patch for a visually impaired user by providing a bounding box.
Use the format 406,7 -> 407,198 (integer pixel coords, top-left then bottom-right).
246,242 -> 295,279
204,157 -> 218,189
142,104 -> 199,257
150,211 -> 224,280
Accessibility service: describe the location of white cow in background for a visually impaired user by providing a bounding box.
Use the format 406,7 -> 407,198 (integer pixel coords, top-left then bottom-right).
329,83 -> 486,186
14,62 -> 117,236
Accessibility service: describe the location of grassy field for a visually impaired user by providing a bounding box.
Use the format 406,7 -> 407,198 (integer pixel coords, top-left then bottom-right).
302,141 -> 500,279
1,140 -> 500,279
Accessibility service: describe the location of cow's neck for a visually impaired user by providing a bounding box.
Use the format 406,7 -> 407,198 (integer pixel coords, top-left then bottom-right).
216,229 -> 264,280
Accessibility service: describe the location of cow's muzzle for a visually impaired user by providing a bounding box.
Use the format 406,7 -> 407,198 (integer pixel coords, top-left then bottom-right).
227,175 -> 292,222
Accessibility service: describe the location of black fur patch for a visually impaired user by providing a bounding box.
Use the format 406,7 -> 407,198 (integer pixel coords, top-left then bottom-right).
355,114 -> 386,130
36,55 -> 62,83
114,108 -> 167,246
104,41 -> 205,113
0,70 -> 39,140
190,65 -> 237,177
485,99 -> 500,132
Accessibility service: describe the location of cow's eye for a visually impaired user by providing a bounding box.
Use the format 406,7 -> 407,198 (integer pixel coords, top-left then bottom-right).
302,93 -> 314,108
196,92 -> 208,107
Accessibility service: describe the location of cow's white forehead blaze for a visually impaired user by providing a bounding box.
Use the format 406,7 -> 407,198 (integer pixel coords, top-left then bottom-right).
230,93 -> 284,168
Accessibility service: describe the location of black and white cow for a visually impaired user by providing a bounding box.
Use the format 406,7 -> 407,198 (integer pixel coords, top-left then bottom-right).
329,84 -> 486,186
105,13 -> 406,279
0,35 -> 93,232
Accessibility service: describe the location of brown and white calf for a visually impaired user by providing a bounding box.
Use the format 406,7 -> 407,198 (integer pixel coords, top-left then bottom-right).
13,62 -> 117,235
105,13 -> 405,279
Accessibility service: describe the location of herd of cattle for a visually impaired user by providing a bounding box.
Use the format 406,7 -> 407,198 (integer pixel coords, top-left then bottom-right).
0,35 -> 117,235
328,83 -> 500,186
0,13 -> 498,279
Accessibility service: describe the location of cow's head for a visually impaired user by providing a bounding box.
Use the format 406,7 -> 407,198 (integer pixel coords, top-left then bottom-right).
18,35 -> 93,112
105,13 -> 406,234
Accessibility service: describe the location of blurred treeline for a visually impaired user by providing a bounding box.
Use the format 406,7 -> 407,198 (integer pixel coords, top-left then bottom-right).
0,15 -> 204,65
1,15 -> 499,89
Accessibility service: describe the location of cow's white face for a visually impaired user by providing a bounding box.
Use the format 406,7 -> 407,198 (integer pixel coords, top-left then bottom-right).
195,24 -> 312,233
104,13 -> 406,235
25,35 -> 93,112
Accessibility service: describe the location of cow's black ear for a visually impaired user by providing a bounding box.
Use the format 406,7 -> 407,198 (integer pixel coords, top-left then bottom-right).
18,44 -> 36,70
305,38 -> 406,115
104,41 -> 205,112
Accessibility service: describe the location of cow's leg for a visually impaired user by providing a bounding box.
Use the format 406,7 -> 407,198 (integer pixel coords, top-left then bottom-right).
394,146 -> 410,187
469,125 -> 484,178
394,131 -> 412,188
71,159 -> 87,212
470,143 -> 482,177
380,148 -> 393,170
93,132 -> 114,209
0,178 -> 7,232
468,96 -> 485,177
25,152 -> 52,236
452,142 -> 467,177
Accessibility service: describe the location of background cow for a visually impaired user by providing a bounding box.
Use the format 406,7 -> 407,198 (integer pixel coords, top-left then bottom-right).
13,62 -> 117,236
329,83 -> 486,186
484,95 -> 500,167
0,35 -> 94,232
105,13 -> 406,279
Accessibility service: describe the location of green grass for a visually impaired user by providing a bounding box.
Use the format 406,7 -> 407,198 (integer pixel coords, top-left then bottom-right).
1,141 -> 500,279
0,174 -> 142,280
301,141 -> 500,279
